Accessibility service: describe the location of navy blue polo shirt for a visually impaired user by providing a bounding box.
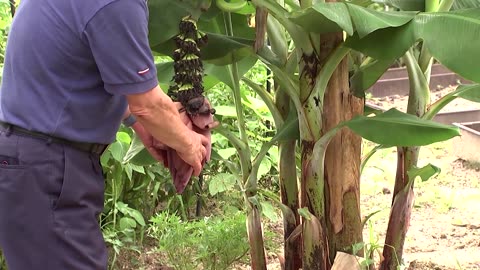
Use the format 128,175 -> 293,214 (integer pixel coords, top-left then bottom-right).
0,0 -> 159,144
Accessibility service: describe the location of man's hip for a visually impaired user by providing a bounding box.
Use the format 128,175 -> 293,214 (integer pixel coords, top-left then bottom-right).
0,129 -> 108,270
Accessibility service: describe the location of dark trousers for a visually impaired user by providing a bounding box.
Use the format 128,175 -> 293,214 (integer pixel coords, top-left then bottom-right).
0,128 -> 108,269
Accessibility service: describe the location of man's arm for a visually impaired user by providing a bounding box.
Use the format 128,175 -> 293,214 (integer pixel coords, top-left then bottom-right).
126,85 -> 209,176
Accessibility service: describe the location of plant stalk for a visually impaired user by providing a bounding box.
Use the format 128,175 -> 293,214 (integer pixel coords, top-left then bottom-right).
381,49 -> 429,270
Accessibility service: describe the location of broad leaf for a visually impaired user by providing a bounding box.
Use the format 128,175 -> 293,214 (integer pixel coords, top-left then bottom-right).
347,9 -> 480,83
350,58 -> 393,97
456,84 -> 480,102
407,164 -> 441,182
209,173 -> 237,195
289,3 -> 354,35
123,134 -> 157,166
119,217 -> 137,230
289,3 -> 416,37
453,0 -> 480,9
347,4 -> 418,38
217,147 -> 237,159
150,8 -> 255,65
214,105 -> 238,117
414,9 -> 480,82
148,0 -> 195,46
344,108 -> 460,146
344,22 -> 415,61
260,201 -> 280,222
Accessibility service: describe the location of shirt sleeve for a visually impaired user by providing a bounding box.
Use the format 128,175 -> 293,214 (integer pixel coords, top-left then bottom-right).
83,0 -> 159,95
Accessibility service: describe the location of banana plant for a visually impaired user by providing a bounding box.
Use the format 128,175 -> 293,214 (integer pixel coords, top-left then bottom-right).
344,1 -> 480,268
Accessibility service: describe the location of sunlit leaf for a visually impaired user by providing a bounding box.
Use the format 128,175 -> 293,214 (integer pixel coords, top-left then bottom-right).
407,164 -> 441,182
344,108 -> 460,146
258,158 -> 272,178
289,3 -> 354,35
109,141 -> 125,162
260,201 -> 280,222
119,217 -> 137,231
347,4 -> 417,38
214,105 -> 238,117
209,173 -> 237,195
455,84 -> 480,102
217,147 -> 237,159
123,135 -> 157,166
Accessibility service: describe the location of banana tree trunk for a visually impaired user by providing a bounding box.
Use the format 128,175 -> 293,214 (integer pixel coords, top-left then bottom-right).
380,147 -> 418,270
276,89 -> 302,270
381,50 -> 427,270
246,202 -> 268,270
320,32 -> 364,261
297,50 -> 330,270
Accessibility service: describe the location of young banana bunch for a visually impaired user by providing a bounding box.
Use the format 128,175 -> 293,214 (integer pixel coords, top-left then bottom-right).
168,15 -> 214,117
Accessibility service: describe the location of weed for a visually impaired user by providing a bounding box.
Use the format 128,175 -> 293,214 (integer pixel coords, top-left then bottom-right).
148,211 -> 249,270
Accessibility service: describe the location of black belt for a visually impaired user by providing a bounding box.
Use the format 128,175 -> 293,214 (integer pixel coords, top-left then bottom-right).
0,121 -> 108,155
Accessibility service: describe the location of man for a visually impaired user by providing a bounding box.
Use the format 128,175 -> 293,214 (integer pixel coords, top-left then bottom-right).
0,0 -> 208,269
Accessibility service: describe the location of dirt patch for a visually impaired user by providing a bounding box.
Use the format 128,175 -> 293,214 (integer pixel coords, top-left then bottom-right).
368,85 -> 480,113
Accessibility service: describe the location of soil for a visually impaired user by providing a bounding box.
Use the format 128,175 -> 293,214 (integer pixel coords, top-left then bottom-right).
368,85 -> 480,113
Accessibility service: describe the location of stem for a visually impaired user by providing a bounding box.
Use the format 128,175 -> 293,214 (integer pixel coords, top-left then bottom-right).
312,44 -> 351,105
224,12 -> 248,144
249,141 -> 276,190
242,77 -> 284,128
404,49 -> 429,116
214,125 -> 248,152
438,0 -> 455,11
418,0 -> 454,77
425,0 -> 440,12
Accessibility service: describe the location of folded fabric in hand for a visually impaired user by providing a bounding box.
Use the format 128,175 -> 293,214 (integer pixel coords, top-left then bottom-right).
167,98 -> 218,194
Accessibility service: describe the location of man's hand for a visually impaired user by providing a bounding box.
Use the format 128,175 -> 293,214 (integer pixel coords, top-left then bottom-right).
131,121 -> 169,167
176,131 -> 209,176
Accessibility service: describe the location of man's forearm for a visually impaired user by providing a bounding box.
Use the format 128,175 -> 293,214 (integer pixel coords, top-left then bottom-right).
126,86 -> 193,153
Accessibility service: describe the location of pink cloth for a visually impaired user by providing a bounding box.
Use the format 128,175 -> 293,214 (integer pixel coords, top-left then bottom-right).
166,98 -> 217,194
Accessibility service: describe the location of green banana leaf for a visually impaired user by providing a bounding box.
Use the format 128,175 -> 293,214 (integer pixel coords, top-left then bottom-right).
350,58 -> 393,97
149,3 -> 255,65
289,3 -> 417,37
347,4 -> 418,38
287,2 -> 480,83
453,0 -> 480,9
344,108 -> 460,147
456,84 -> 480,102
288,3 -> 354,35
148,0 -> 198,46
345,8 -> 480,83
407,164 -> 441,182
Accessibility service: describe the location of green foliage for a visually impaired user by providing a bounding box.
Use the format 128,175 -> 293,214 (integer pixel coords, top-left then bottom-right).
99,128 -> 182,268
0,0 -> 12,83
148,211 -> 250,270
344,108 -> 461,147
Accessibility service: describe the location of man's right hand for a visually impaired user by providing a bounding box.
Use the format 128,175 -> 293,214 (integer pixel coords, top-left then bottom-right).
177,131 -> 209,176
126,85 -> 211,175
